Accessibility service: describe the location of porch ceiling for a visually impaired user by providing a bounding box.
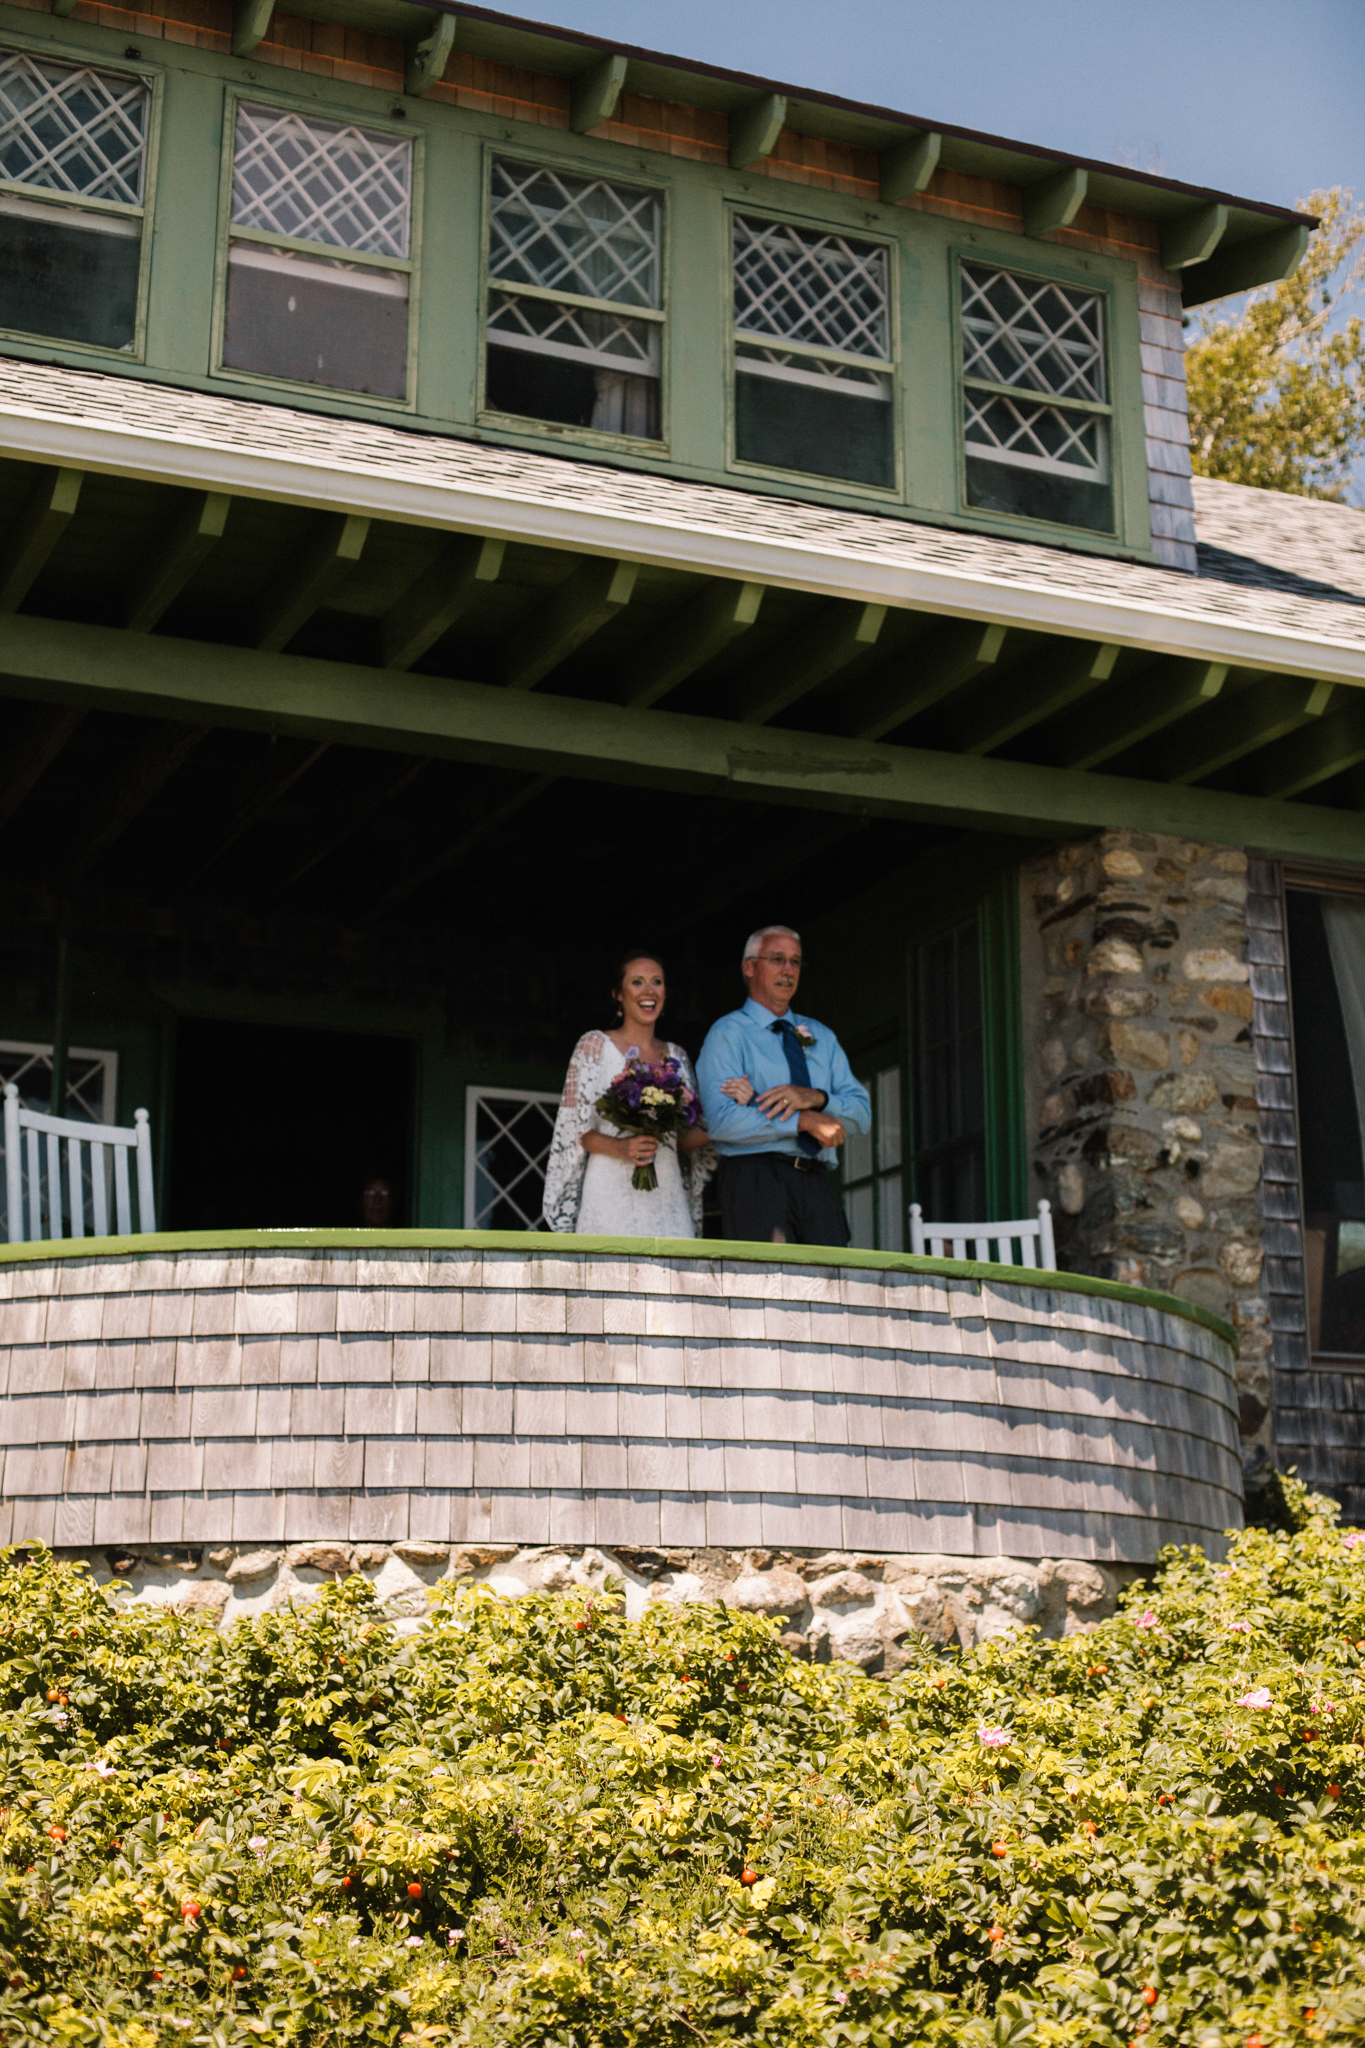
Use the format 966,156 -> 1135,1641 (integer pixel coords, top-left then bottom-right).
0,360 -> 1362,887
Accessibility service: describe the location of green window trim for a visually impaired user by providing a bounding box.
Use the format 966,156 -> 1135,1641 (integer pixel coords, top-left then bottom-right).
209,85 -> 423,413
0,31 -> 163,366
476,142 -> 671,456
902,865 -> 1025,1227
950,244 -> 1134,546
726,199 -> 903,500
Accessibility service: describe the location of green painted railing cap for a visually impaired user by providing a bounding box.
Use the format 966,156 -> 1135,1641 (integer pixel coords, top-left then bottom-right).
0,1227 -> 1236,1349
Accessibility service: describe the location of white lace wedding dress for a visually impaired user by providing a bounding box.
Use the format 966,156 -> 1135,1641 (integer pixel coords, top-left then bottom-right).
542,1032 -> 711,1237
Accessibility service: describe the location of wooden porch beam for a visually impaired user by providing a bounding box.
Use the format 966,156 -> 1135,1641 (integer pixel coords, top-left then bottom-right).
1151,676 -> 1334,785
125,490 -> 231,635
405,10 -> 456,95
275,757 -> 429,897
843,619 -> 1008,741
944,638 -> 1119,757
381,534 -> 505,672
3,612 -> 1363,863
878,130 -> 941,202
0,704 -> 84,829
168,740 -> 329,901
661,815 -> 870,938
618,578 -> 765,710
64,722 -> 208,882
231,0 -> 273,56
732,599 -> 886,726
0,466 -> 82,613
729,93 -> 786,169
256,512 -> 370,653
1059,658 -> 1229,771
1248,694 -> 1365,800
571,51 -> 628,131
504,556 -> 638,691
377,772 -> 558,909
1024,167 -> 1088,239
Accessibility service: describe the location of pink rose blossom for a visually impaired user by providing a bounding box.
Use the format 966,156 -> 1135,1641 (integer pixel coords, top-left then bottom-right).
1236,1688 -> 1273,1710
1225,1621 -> 1250,1633
1135,1611 -> 1159,1629
977,1725 -> 1010,1749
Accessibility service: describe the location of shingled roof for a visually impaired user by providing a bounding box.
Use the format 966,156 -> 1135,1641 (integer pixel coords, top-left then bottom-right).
1192,476 -> 1365,609
0,357 -> 1361,683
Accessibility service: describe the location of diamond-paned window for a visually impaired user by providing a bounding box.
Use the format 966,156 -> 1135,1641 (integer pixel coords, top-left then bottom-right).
464,1087 -> 560,1231
0,50 -> 149,352
489,158 -> 659,306
731,214 -> 895,490
483,157 -> 663,442
231,104 -> 411,257
734,215 -> 889,359
959,261 -> 1113,534
222,103 -> 414,402
0,51 -> 147,202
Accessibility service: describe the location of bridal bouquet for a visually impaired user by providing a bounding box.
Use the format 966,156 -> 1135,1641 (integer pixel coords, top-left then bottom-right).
595,1056 -> 702,1191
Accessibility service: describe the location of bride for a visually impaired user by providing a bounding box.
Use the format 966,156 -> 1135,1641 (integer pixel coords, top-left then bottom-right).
543,953 -> 715,1237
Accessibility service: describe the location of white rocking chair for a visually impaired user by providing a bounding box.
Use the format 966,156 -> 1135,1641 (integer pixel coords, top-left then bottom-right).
909,1198 -> 1056,1270
3,1081 -> 156,1242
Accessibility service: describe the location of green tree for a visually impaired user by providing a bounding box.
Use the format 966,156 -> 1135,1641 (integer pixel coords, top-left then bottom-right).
1186,185 -> 1365,499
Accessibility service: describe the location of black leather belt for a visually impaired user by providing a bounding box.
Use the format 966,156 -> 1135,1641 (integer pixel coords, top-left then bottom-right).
791,1157 -> 827,1175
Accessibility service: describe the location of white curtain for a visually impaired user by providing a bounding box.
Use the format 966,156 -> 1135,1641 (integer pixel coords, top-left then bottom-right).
1322,896 -> 1365,1174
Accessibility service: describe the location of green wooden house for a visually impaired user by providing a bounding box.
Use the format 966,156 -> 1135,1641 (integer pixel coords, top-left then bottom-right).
0,0 -> 1363,1534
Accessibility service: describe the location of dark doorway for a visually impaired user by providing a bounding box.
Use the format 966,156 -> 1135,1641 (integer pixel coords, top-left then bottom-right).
169,1018 -> 415,1230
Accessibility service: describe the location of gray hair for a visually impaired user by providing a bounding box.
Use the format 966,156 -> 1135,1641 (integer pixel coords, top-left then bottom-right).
742,924 -> 801,962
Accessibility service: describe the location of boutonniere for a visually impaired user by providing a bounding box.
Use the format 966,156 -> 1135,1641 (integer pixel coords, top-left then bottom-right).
793,1026 -> 816,1050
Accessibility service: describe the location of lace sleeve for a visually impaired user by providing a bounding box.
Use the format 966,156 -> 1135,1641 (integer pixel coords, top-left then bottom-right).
672,1043 -> 716,1230
542,1033 -> 604,1233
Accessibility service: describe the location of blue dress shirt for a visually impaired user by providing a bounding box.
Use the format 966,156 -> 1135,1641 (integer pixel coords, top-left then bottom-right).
696,998 -> 872,1166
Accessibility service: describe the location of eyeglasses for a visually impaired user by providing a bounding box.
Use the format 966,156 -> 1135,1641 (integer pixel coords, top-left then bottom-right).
757,953 -> 802,968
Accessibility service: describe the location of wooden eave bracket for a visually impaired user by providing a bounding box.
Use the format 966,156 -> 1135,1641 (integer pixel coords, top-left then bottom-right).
1023,166 -> 1088,239
126,491 -> 231,636
729,93 -> 787,170
1160,201 -> 1228,273
1181,220 -> 1311,307
879,130 -> 941,203
231,0 -> 275,58
405,11 -> 457,98
256,512 -> 370,654
571,51 -> 628,133
0,465 -> 82,614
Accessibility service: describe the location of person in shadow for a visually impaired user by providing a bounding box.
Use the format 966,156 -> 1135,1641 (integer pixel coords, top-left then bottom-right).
360,1174 -> 397,1227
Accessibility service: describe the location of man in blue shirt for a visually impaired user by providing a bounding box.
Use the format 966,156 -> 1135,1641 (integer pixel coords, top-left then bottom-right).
696,925 -> 871,1246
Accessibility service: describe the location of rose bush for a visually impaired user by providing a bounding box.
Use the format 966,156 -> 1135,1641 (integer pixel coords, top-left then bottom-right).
1,1478 -> 1364,2046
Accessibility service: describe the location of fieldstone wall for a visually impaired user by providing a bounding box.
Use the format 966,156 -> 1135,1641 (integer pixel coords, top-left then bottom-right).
1021,829 -> 1268,1448
55,1537 -> 1142,1671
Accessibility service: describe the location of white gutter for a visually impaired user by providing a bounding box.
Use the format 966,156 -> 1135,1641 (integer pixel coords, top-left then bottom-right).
0,368 -> 1361,688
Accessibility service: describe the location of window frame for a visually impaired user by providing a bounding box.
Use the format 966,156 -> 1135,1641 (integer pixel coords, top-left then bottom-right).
463,1083 -> 561,1231
476,140 -> 671,455
725,198 -> 902,500
841,1052 -> 905,1253
949,243 -> 1134,545
0,31 -> 163,365
210,84 -> 424,412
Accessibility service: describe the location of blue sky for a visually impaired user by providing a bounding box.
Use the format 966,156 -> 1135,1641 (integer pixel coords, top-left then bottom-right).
507,0 -> 1364,215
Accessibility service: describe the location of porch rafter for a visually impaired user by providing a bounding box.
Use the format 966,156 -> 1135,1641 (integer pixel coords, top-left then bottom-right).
2,609 -> 1361,863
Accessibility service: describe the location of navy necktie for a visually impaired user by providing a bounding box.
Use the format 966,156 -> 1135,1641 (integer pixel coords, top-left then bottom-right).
772,1018 -> 822,1158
